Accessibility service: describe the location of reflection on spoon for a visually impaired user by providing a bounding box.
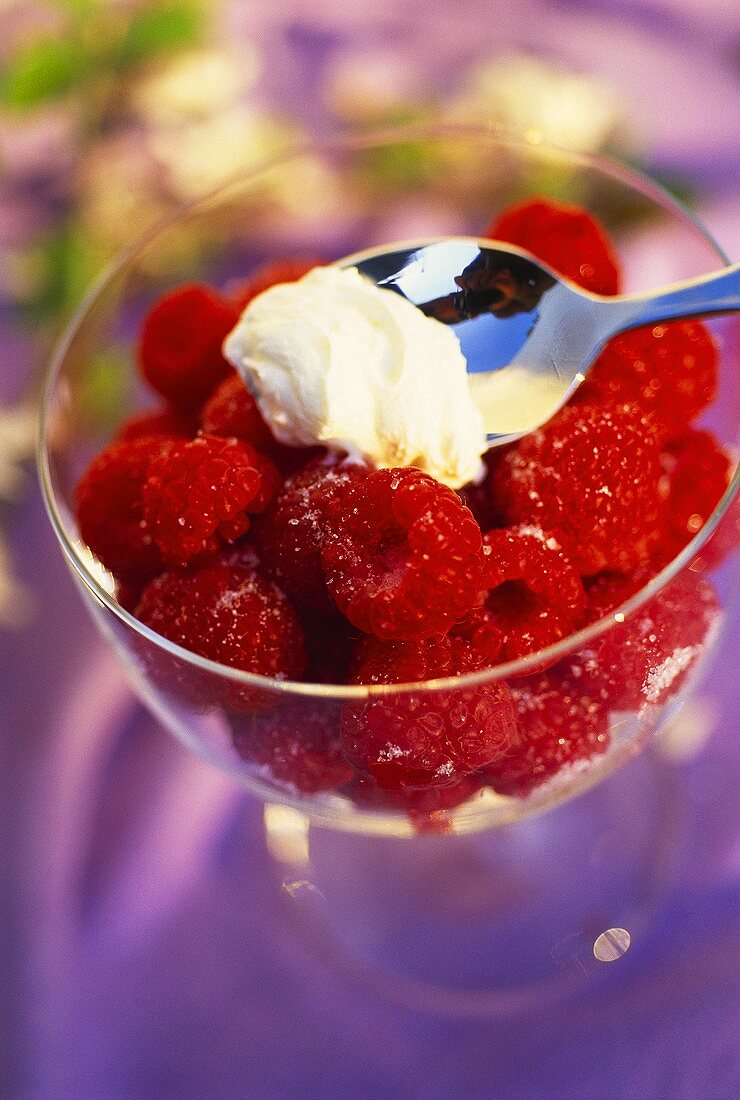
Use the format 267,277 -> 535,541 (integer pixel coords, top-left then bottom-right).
340,238 -> 740,443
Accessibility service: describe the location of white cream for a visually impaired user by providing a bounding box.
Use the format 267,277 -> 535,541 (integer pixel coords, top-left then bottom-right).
222,266 -> 487,488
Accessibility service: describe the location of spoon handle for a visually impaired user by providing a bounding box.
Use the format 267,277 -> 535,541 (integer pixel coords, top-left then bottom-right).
610,262 -> 740,334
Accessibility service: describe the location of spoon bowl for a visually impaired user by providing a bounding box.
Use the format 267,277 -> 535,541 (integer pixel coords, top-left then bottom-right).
341,239 -> 739,441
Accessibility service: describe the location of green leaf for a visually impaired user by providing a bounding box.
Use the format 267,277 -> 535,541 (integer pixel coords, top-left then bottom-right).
0,38 -> 85,109
17,223 -> 106,329
78,347 -> 134,435
116,0 -> 202,64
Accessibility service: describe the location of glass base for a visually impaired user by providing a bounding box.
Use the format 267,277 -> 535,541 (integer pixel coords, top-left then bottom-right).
265,745 -> 686,1015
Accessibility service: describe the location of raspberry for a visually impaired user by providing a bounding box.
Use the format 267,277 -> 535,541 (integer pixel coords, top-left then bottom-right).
652,429 -> 733,566
136,555 -> 306,681
201,374 -> 325,478
485,664 -> 610,795
574,322 -> 718,436
138,284 -> 239,410
300,608 -> 362,685
456,448 -> 508,530
322,467 -> 486,640
231,705 -> 353,793
115,407 -> 197,443
450,607 -> 504,666
200,374 -> 275,451
490,404 -> 663,575
116,578 -> 148,614
346,774 -> 483,830
341,635 -> 518,789
228,258 -> 320,311
582,567 -> 650,621
580,571 -> 720,710
487,197 -> 621,296
254,460 -> 369,613
75,436 -> 172,582
143,435 -> 280,567
479,525 -> 585,660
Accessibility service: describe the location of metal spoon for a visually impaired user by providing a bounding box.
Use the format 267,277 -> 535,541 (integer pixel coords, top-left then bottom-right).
340,239 -> 739,443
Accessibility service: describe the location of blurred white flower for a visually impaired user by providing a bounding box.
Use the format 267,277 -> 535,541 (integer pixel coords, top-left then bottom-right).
77,132 -> 171,256
0,399 -> 36,628
324,48 -> 429,124
0,532 -> 35,628
150,106 -> 295,201
0,400 -> 35,502
448,54 -> 627,154
131,47 -> 262,127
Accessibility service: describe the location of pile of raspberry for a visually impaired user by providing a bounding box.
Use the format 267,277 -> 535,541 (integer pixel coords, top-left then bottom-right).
74,201 -> 732,826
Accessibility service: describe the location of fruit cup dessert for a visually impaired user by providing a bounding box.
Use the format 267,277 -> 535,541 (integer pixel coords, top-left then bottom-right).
73,197 -> 735,829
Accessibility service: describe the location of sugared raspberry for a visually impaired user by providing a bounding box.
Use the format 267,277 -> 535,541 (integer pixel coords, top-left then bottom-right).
142,435 -> 280,567
138,284 -> 239,410
228,258 -> 320,312
574,322 -> 718,436
231,704 -> 353,793
449,607 -> 504,666
652,429 -> 733,566
200,374 -> 275,451
582,567 -> 650,621
322,467 -> 486,640
487,197 -> 621,296
75,436 -> 172,582
484,664 -> 610,795
580,571 -> 720,710
479,525 -> 585,660
136,555 -> 306,681
490,404 -> 663,575
254,460 -> 369,613
341,635 -> 518,789
115,407 -> 197,443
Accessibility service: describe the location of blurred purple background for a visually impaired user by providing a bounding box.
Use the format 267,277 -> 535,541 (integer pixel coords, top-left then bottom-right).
1,1 -> 738,1096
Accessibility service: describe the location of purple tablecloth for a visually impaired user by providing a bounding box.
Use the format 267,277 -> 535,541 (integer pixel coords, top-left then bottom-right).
2,2 -> 739,1096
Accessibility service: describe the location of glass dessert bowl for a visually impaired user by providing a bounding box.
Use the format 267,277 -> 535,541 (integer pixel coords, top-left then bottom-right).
39,126 -> 738,842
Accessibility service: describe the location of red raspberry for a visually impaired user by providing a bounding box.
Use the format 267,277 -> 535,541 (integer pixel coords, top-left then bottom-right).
487,197 -> 621,296
574,322 -> 718,436
322,467 -> 486,640
136,556 -> 306,681
115,407 -> 197,443
652,429 -> 733,566
484,664 -> 610,795
254,460 -> 369,613
479,525 -> 585,660
200,374 -> 275,451
341,635 -> 518,790
142,435 -> 280,567
456,448 -> 508,530
582,567 -> 651,620
75,436 -> 172,582
580,571 -> 720,710
201,373 -> 327,478
346,774 -> 483,831
228,258 -> 320,312
116,578 -> 148,614
231,704 -> 353,794
300,608 -> 362,685
138,284 -> 239,410
450,607 -> 504,666
490,404 -> 663,575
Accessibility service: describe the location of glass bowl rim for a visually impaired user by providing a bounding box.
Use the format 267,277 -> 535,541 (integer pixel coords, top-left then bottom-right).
37,121 -> 738,701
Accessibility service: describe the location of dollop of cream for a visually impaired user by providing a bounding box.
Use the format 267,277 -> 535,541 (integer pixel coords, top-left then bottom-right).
222,266 -> 487,488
